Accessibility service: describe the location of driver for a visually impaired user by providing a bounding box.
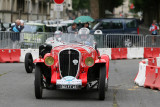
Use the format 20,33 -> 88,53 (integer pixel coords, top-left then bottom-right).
54,30 -> 62,42
78,28 -> 93,46
45,31 -> 63,45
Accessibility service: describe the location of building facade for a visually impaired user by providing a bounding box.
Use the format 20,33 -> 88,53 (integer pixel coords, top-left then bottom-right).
114,0 -> 134,18
0,0 -> 73,23
0,0 -> 51,23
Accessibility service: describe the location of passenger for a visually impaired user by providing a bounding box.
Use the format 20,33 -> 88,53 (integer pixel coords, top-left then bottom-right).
83,22 -> 90,30
67,23 -> 78,34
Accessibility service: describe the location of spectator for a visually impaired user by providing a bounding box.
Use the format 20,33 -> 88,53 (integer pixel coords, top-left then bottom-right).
20,20 -> 24,32
0,23 -> 6,31
67,23 -> 78,34
84,22 -> 90,30
149,20 -> 159,45
12,19 -> 21,32
11,19 -> 22,48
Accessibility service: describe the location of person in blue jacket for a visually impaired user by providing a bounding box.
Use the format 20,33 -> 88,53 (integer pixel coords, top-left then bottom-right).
11,19 -> 25,42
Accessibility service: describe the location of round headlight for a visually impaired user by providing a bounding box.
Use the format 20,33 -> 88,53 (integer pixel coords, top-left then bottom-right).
45,56 -> 54,66
85,57 -> 94,67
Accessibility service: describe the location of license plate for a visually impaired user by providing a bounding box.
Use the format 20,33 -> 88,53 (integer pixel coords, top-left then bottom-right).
58,85 -> 81,89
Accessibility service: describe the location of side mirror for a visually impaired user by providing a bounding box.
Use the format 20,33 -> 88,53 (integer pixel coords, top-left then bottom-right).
94,30 -> 103,35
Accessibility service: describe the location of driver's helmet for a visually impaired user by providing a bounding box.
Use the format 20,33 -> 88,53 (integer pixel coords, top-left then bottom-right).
78,28 -> 90,41
54,30 -> 62,41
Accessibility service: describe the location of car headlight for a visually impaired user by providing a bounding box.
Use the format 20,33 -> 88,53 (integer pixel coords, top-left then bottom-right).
45,56 -> 54,66
85,57 -> 94,67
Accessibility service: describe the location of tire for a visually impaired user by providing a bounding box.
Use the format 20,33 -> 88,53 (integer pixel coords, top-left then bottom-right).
105,78 -> 108,91
123,38 -> 133,47
35,64 -> 43,99
25,53 -> 33,73
98,64 -> 106,100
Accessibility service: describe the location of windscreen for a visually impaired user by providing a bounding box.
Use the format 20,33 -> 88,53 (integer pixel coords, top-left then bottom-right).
45,34 -> 95,47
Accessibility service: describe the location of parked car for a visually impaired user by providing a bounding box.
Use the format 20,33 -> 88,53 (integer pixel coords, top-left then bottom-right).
91,18 -> 139,34
24,33 -> 110,100
45,24 -> 68,33
22,22 -> 45,33
60,20 -> 74,27
91,18 -> 140,48
21,23 -> 46,48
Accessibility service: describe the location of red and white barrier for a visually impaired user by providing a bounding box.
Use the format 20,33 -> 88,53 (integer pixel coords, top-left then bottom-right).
1,47 -> 160,63
0,49 -> 21,63
144,48 -> 160,58
134,57 -> 160,91
98,48 -> 111,59
127,48 -> 144,59
134,60 -> 147,86
20,49 -> 39,62
156,57 -> 160,67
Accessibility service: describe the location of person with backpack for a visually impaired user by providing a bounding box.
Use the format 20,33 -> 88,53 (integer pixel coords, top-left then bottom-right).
149,20 -> 159,45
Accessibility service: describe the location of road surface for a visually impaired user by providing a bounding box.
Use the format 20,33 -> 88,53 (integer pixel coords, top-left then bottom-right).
0,59 -> 160,107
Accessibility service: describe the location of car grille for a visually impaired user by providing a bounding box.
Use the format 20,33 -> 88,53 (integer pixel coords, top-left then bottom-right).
59,49 -> 80,77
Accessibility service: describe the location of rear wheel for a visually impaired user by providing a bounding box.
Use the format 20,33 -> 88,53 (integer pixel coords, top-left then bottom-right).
25,53 -> 33,73
35,64 -> 43,99
98,64 -> 106,100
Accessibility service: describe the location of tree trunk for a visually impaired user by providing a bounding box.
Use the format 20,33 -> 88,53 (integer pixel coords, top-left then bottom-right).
90,0 -> 99,19
99,0 -> 112,18
156,0 -> 159,24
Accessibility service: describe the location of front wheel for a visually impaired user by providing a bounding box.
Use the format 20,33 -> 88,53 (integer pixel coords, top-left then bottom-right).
35,64 -> 43,99
98,64 -> 106,100
25,53 -> 34,73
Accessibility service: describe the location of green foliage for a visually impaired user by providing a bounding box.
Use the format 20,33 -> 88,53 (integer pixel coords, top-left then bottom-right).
73,0 -> 123,12
112,0 -> 124,8
133,0 -> 158,12
72,0 -> 90,11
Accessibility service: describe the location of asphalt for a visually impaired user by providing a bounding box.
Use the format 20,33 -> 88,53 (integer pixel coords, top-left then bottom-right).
0,59 -> 160,107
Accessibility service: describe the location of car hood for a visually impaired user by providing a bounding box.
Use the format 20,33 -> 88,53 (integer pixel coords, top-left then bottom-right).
52,44 -> 97,55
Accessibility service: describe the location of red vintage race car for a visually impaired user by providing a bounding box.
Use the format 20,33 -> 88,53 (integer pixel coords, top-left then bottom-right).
26,33 -> 110,100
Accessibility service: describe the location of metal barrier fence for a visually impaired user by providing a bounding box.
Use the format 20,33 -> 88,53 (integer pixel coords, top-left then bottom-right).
145,35 -> 160,47
0,32 -> 54,49
95,34 -> 145,48
0,31 -> 160,49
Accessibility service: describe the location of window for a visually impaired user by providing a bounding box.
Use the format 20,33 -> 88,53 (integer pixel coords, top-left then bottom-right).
101,20 -> 123,29
17,0 -> 25,12
126,19 -> 137,28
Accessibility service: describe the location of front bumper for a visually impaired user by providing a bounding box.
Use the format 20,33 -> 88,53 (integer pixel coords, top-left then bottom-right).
56,76 -> 82,90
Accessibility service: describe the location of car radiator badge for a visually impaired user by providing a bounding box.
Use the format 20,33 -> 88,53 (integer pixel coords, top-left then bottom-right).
73,59 -> 78,65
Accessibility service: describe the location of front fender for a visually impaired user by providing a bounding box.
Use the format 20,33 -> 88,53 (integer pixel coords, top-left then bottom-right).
95,59 -> 106,63
33,58 -> 44,63
95,55 -> 110,79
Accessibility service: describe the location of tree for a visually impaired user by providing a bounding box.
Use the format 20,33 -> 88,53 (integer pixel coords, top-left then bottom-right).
99,0 -> 123,18
72,0 -> 90,11
72,0 -> 124,18
133,0 -> 160,24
